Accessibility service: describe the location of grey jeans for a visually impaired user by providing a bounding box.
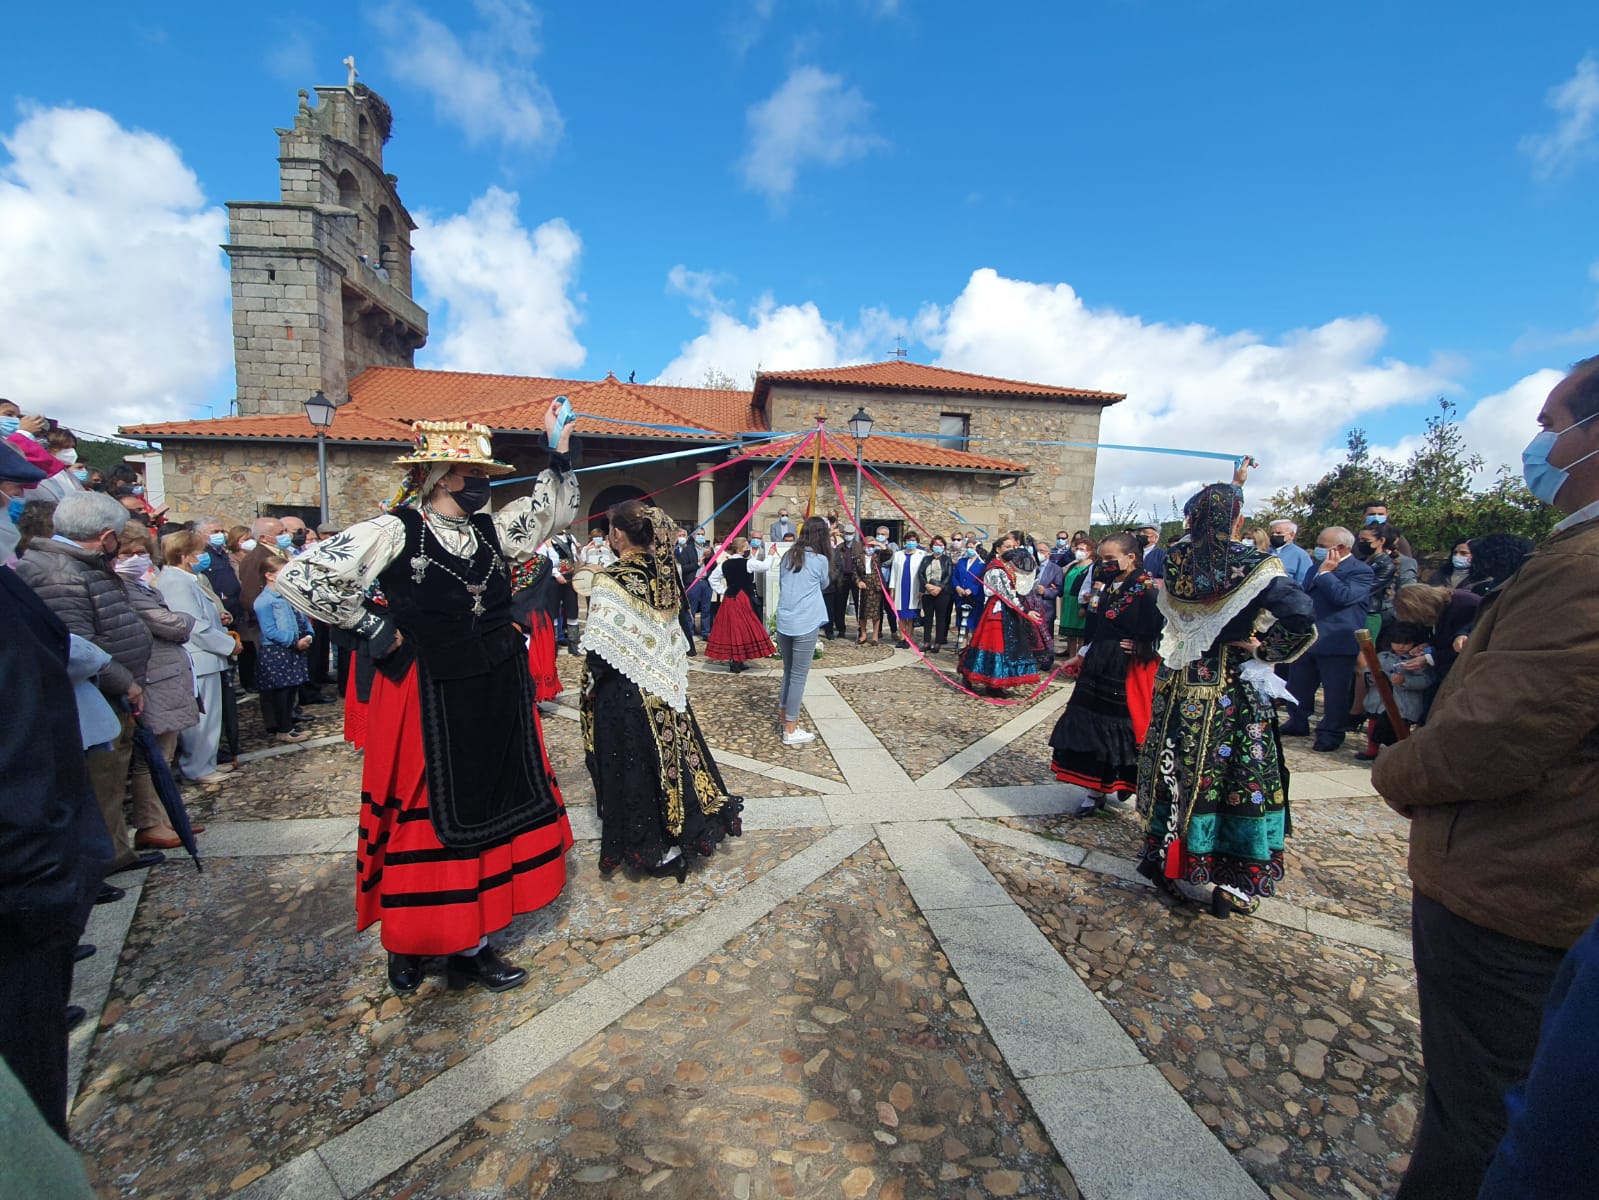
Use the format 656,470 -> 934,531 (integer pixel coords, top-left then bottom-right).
776,630 -> 819,723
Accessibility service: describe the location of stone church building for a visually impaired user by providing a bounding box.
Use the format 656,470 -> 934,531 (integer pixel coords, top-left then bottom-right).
124,81 -> 1122,538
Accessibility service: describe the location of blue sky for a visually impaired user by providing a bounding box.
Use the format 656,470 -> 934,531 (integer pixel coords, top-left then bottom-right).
2,1 -> 1595,510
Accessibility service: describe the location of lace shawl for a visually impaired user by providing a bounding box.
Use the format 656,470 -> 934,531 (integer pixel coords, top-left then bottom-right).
581,572 -> 690,712
1156,554 -> 1285,669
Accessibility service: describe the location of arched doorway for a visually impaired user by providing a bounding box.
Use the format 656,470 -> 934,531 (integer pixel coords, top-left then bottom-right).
588,484 -> 647,532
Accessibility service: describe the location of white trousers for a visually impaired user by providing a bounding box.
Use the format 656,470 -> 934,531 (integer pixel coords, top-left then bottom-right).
178,670 -> 224,780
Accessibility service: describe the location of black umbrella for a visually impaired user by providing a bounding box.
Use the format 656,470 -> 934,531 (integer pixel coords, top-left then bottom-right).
127,716 -> 203,872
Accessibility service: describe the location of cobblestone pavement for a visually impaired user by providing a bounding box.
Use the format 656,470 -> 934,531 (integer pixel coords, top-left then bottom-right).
70,647 -> 1426,1200
75,832 -> 822,1197
970,838 -> 1420,1199
368,844 -> 1078,1200
834,665 -> 1062,782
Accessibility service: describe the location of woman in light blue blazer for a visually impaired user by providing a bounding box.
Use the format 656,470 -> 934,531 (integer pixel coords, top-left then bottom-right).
155,530 -> 239,783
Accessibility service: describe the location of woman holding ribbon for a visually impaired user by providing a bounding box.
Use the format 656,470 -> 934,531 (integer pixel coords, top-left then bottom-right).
276,406 -> 578,996
581,500 -> 743,879
1136,461 -> 1317,918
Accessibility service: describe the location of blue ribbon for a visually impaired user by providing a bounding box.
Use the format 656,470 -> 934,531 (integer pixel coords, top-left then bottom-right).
491,432 -> 795,487
842,428 -> 1243,465
858,459 -> 991,540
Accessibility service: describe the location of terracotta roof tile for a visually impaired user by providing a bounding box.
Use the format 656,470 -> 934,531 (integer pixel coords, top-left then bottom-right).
120,411 -> 413,443
742,430 -> 1028,475
752,360 -> 1123,407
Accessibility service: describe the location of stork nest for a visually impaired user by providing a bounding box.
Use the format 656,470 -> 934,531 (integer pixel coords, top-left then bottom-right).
354,83 -> 394,143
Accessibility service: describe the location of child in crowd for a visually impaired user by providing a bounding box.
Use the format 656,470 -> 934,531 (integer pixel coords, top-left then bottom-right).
1357,621 -> 1435,761
253,557 -> 313,744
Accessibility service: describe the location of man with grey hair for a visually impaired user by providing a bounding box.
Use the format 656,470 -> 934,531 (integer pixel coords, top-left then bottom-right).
15,491 -> 156,873
1282,526 -> 1374,751
1269,518 -> 1314,585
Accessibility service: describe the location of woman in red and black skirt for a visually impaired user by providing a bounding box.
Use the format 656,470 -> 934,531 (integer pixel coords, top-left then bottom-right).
1047,533 -> 1162,816
511,546 -> 563,704
958,534 -> 1053,694
705,537 -> 774,673
277,406 -> 578,996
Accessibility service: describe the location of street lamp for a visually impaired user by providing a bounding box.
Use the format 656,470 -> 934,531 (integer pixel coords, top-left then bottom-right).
847,406 -> 873,530
304,390 -> 337,526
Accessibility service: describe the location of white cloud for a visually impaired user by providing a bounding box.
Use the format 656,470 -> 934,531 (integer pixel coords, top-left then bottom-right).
1521,53 -> 1599,179
413,185 -> 586,376
369,0 -> 562,149
916,268 -> 1457,516
666,264 -> 734,316
0,105 -> 230,432
652,287 -> 906,386
739,66 -> 886,205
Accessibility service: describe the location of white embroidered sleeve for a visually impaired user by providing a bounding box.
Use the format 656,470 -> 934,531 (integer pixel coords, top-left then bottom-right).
274,516 -> 405,629
493,460 -> 580,563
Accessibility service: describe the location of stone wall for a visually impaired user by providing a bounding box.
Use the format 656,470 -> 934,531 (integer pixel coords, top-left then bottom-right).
760,384 -> 1106,538
158,441 -> 400,527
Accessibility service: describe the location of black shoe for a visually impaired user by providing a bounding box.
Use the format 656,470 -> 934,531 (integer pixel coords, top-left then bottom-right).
66,1006 -> 87,1032
647,853 -> 690,883
106,850 -> 165,876
1278,723 -> 1310,738
387,953 -> 424,995
686,647 -> 698,657
1312,736 -> 1344,753
895,640 -> 909,649
95,884 -> 126,906
729,660 -> 747,674
75,944 -> 96,963
446,947 -> 528,993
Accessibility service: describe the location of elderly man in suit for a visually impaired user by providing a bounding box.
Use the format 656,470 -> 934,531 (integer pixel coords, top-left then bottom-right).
1282,526 -> 1375,751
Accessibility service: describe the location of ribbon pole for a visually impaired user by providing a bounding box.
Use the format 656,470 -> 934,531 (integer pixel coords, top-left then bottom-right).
687,431 -> 818,589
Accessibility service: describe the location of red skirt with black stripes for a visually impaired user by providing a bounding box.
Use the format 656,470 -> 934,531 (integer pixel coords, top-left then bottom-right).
355,663 -> 573,956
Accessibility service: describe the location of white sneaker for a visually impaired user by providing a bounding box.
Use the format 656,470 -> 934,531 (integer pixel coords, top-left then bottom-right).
782,728 -> 816,746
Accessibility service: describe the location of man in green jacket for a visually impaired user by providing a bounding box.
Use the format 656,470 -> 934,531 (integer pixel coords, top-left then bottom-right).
1374,353 -> 1599,1199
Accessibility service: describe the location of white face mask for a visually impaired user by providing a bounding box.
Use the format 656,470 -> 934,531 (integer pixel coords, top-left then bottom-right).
114,553 -> 153,582
54,448 -> 78,466
1073,548 -> 1089,561
240,538 -> 258,552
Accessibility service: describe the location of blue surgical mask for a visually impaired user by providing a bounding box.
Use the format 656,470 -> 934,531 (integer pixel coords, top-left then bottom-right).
905,541 -> 918,550
932,545 -> 945,556
1451,554 -> 1470,570
131,486 -> 145,496
7,496 -> 23,523
276,533 -> 294,550
1363,513 -> 1381,526
751,539 -> 762,548
694,534 -> 706,545
0,416 -> 18,437
208,532 -> 227,548
194,551 -> 212,571
72,468 -> 89,482
1056,537 -> 1068,547
1312,546 -> 1329,563
1523,412 -> 1599,507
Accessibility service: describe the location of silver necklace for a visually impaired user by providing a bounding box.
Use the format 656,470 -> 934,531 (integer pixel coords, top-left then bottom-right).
410,508 -> 504,617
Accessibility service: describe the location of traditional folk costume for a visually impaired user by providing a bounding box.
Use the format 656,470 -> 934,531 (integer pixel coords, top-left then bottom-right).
1048,565 -> 1162,811
580,506 -> 743,878
959,550 -> 1052,690
511,546 -> 564,702
1135,483 -> 1317,918
277,421 -> 578,992
704,555 -> 774,668
888,545 -> 927,634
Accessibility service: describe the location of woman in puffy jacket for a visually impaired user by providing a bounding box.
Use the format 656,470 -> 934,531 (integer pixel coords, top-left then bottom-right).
113,523 -> 203,848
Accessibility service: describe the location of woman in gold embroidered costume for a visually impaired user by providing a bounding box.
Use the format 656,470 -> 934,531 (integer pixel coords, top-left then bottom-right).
580,500 -> 742,879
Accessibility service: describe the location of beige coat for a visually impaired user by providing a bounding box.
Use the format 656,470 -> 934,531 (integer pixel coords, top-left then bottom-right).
1372,516 -> 1599,949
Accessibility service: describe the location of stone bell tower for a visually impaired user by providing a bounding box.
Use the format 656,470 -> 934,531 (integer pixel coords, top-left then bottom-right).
225,68 -> 429,417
